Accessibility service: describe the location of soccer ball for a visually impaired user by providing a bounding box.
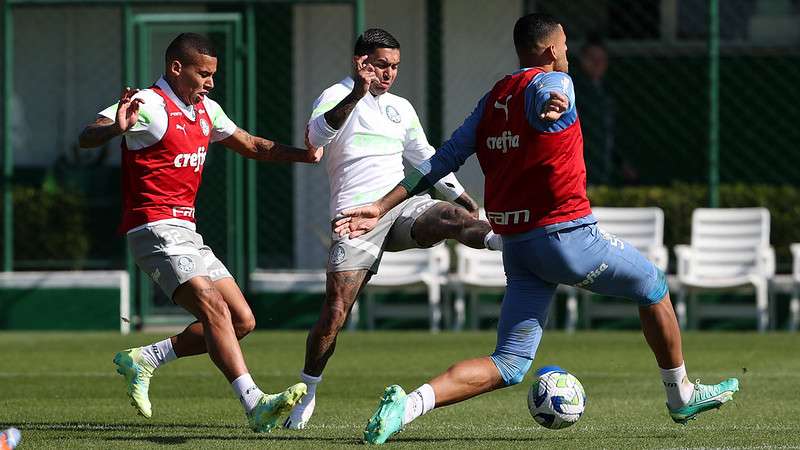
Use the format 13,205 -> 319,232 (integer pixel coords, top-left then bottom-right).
527,366 -> 586,429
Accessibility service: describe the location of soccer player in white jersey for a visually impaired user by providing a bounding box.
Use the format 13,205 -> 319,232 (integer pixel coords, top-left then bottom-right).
283,28 -> 502,430
78,33 -> 320,432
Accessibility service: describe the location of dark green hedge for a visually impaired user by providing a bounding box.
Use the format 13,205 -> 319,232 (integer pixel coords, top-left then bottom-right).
12,185 -> 90,269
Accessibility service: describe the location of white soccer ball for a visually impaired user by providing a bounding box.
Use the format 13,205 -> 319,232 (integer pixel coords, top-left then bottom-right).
527,366 -> 586,429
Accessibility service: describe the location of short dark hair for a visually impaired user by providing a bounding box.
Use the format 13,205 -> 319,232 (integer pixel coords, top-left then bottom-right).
354,28 -> 400,56
513,13 -> 562,54
165,33 -> 217,65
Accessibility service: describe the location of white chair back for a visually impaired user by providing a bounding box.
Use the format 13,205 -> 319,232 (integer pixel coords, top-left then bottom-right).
592,207 -> 667,271
689,208 -> 771,280
791,243 -> 800,283
454,244 -> 505,287
370,244 -> 449,286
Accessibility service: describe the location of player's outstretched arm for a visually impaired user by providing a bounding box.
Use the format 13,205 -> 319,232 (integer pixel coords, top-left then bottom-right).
221,128 -> 322,164
79,87 -> 144,148
334,185 -> 410,238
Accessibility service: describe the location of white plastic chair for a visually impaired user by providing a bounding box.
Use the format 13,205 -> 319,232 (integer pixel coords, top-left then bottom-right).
361,244 -> 450,332
790,243 -> 800,332
674,208 -> 775,332
448,244 -> 575,331
581,207 -> 668,328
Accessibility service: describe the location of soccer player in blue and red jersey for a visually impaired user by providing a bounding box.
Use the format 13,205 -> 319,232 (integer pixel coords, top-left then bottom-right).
334,13 -> 740,444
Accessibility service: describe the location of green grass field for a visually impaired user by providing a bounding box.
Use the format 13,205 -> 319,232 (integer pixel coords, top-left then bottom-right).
1,331 -> 798,449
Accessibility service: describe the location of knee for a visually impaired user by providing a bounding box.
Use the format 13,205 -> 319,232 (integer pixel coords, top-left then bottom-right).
317,299 -> 351,333
234,311 -> 256,339
491,352 -> 533,386
639,269 -> 669,306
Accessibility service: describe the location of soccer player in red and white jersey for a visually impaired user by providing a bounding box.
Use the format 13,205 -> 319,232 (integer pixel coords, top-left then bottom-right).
335,14 -> 740,444
79,33 -> 320,432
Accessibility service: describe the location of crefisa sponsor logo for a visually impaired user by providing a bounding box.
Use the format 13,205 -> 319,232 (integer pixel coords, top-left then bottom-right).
485,131 -> 520,153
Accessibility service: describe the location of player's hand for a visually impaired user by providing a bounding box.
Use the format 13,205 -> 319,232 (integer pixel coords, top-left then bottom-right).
115,87 -> 145,134
333,204 -> 382,238
539,91 -> 569,122
454,193 -> 480,219
304,125 -> 324,163
352,55 -> 380,98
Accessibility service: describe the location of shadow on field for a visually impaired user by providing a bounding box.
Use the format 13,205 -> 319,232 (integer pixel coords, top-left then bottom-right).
103,436 -> 364,445
14,421 -> 242,431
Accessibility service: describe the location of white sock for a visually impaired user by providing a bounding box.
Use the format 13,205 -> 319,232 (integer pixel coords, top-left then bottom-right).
484,231 -> 503,251
138,338 -> 177,369
285,372 -> 322,429
660,363 -> 695,408
231,373 -> 264,413
403,384 -> 435,425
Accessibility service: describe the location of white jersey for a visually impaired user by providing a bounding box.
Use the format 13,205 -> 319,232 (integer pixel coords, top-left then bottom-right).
307,77 -> 465,219
98,76 -> 237,150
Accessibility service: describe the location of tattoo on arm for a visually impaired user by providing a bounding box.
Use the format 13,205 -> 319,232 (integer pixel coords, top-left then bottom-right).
323,92 -> 362,130
79,118 -> 121,148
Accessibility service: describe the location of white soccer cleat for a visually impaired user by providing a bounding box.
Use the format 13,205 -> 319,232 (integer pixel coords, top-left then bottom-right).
283,392 -> 316,429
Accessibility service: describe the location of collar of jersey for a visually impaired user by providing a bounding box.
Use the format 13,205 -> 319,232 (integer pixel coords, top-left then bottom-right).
156,76 -> 202,121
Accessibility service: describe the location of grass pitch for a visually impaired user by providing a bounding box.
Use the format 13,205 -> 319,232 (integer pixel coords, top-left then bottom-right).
1,331 -> 798,449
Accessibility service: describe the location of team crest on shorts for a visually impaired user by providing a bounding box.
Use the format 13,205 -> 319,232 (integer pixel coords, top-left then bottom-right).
199,118 -> 210,136
385,105 -> 401,123
330,243 -> 346,265
177,256 -> 196,273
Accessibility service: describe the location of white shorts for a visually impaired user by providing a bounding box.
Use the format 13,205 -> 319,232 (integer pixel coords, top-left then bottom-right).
327,195 -> 443,274
127,222 -> 232,299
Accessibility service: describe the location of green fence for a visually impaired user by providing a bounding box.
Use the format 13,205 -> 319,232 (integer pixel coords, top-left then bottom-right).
1,0 -> 799,327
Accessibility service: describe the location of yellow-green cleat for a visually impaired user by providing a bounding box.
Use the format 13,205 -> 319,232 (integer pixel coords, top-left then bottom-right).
363,385 -> 407,445
247,383 -> 308,433
668,378 -> 739,424
113,348 -> 155,418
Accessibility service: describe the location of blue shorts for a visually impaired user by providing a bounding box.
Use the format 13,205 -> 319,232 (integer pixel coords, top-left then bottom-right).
493,214 -> 667,364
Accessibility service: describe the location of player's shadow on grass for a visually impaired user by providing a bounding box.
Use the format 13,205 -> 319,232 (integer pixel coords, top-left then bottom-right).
14,421 -> 245,432
103,435 -> 363,445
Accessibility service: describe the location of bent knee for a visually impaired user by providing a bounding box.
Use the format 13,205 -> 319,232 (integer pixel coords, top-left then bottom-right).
490,352 -> 533,386
234,312 -> 256,339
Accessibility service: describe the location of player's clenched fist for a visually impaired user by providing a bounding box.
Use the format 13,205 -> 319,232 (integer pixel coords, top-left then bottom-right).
539,91 -> 569,122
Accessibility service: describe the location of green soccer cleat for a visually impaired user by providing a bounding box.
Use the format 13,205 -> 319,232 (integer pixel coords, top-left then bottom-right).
247,383 -> 307,433
113,348 -> 155,418
363,385 -> 407,445
668,378 -> 739,424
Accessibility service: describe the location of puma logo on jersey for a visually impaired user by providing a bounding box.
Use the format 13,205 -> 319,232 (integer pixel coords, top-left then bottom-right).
173,146 -> 207,173
175,123 -> 188,136
493,94 -> 512,121
485,131 -> 520,153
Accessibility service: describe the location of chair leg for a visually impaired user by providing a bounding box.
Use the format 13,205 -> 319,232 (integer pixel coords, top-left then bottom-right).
688,293 -> 699,330
756,281 -> 768,333
366,292 -> 376,331
429,283 -> 441,333
454,283 -> 466,332
347,300 -> 360,331
582,290 -> 591,330
676,288 -> 687,330
790,286 -> 799,332
470,291 -> 479,330
565,287 -> 578,333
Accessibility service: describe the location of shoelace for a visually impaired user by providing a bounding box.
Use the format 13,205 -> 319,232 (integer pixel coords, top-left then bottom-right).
691,378 -> 720,402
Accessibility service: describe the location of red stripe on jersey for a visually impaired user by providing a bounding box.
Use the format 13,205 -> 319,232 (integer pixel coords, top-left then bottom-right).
119,85 -> 212,233
475,68 -> 591,235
